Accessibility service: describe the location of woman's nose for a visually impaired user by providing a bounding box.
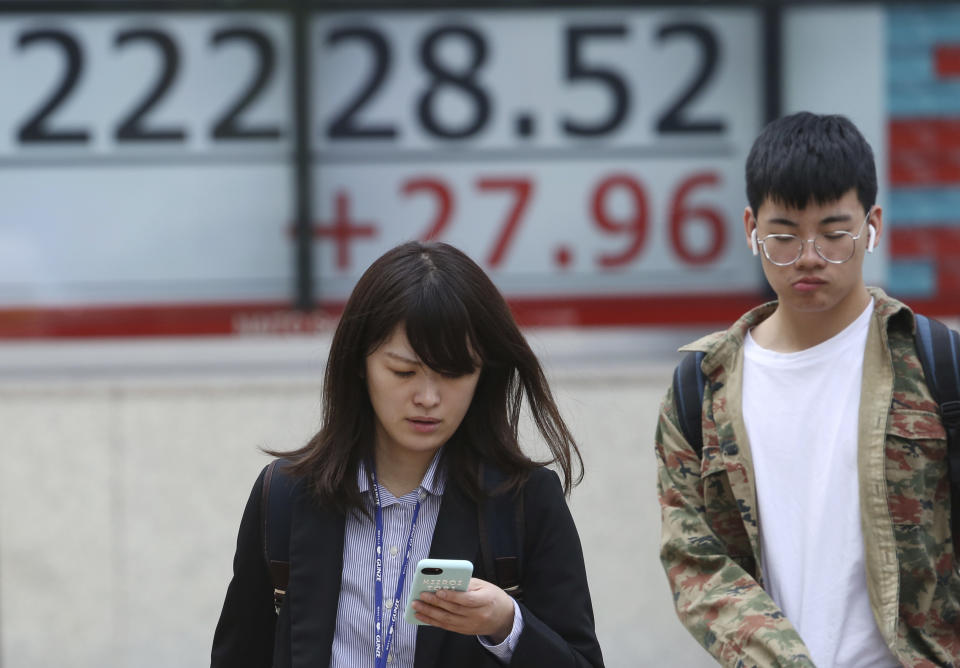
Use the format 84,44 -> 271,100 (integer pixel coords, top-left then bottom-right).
414,376 -> 440,407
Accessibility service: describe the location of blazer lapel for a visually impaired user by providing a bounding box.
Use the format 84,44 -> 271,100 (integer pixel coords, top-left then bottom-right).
414,481 -> 479,668
288,491 -> 345,668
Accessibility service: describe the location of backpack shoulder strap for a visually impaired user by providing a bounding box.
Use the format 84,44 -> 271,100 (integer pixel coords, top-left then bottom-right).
477,465 -> 524,600
913,314 -> 960,556
261,458 -> 295,615
672,351 -> 707,458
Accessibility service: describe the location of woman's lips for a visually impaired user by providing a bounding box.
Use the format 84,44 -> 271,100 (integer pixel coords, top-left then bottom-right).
408,417 -> 440,433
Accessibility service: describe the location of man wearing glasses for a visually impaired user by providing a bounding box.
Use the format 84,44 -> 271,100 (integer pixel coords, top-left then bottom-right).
656,112 -> 958,667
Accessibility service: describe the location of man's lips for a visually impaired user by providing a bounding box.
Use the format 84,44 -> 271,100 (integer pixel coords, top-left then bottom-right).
792,276 -> 826,291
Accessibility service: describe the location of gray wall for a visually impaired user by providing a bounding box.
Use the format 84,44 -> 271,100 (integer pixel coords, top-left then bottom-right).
0,328 -> 715,667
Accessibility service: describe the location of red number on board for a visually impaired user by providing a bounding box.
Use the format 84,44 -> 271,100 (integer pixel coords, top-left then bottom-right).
403,177 -> 454,241
669,172 -> 726,264
591,174 -> 648,267
313,190 -> 378,270
476,177 -> 533,267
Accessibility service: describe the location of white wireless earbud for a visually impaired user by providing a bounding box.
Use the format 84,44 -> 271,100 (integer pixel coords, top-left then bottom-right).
867,224 -> 876,253
750,228 -> 759,256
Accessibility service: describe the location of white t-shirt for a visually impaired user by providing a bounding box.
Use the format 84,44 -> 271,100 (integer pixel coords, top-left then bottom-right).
742,299 -> 898,668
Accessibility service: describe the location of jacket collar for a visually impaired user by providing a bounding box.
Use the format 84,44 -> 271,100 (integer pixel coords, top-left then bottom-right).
682,287 -> 913,376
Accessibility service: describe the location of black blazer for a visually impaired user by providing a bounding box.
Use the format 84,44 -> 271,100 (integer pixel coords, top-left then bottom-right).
211,465 -> 604,667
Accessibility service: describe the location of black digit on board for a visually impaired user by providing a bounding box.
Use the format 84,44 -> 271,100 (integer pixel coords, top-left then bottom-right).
325,27 -> 396,139
416,25 -> 491,140
655,23 -> 726,134
17,30 -> 89,144
562,25 -> 630,137
211,28 -> 282,140
114,29 -> 186,142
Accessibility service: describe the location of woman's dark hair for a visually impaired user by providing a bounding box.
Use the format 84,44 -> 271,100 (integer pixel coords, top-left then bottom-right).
272,241 -> 583,512
745,111 -> 877,215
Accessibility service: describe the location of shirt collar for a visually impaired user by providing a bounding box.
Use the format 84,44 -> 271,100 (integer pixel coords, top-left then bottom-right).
356,448 -> 448,498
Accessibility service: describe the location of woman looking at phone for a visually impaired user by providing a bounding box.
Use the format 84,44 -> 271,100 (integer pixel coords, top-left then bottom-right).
211,241 -> 604,668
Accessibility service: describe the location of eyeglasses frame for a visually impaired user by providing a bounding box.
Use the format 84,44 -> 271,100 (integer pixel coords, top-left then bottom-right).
756,209 -> 873,267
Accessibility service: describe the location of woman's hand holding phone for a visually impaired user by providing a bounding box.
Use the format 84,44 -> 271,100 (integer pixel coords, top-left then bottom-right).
410,578 -> 516,643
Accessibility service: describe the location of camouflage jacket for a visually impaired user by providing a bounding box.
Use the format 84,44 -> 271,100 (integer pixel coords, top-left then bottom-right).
656,288 -> 959,667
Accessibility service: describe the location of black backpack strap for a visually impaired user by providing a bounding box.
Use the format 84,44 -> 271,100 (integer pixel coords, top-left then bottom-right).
672,351 -> 707,458
261,459 -> 295,615
478,465 -> 524,600
913,314 -> 960,557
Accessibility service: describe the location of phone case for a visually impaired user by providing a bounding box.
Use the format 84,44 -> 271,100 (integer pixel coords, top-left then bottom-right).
403,558 -> 473,625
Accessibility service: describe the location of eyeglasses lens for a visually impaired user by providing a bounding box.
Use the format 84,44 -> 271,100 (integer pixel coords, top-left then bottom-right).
764,233 -> 855,265
815,234 -> 856,262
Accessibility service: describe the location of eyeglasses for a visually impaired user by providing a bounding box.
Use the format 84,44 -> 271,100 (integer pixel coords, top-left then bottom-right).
757,211 -> 871,266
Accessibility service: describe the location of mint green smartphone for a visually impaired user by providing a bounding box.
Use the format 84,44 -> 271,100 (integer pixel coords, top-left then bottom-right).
403,558 -> 473,625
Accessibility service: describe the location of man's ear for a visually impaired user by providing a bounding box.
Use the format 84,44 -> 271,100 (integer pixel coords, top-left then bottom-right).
743,207 -> 758,255
865,205 -> 882,253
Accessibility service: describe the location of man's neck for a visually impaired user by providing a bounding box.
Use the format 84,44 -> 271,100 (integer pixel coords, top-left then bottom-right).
752,287 -> 872,352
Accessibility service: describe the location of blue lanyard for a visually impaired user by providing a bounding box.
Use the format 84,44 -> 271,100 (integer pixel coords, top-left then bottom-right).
370,466 -> 422,668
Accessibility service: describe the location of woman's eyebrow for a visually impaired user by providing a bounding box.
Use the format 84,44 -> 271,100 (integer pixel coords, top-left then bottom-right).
385,351 -> 420,365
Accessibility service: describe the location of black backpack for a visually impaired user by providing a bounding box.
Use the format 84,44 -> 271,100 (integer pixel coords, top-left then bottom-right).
672,313 -> 960,556
259,460 -> 525,614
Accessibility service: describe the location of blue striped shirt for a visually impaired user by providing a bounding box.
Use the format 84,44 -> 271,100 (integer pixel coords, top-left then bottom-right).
329,453 -> 522,667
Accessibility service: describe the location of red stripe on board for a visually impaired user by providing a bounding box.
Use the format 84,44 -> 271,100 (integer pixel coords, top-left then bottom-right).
890,119 -> 960,151
935,44 -> 960,77
889,226 -> 960,298
0,293 -> 769,339
938,259 -> 960,293
512,293 -> 960,323
889,154 -> 960,186
508,294 -> 766,327
4,293 -> 959,340
889,226 -> 960,257
0,301 -> 335,339
889,119 -> 960,186
899,295 -> 960,318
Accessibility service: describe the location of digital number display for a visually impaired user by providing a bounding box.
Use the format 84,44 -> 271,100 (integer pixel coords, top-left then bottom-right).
311,9 -> 763,299
0,6 -> 766,336
0,14 -> 291,154
0,12 -> 294,307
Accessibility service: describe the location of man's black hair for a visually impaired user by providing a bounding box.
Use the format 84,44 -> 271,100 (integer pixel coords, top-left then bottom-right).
745,111 -> 877,215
